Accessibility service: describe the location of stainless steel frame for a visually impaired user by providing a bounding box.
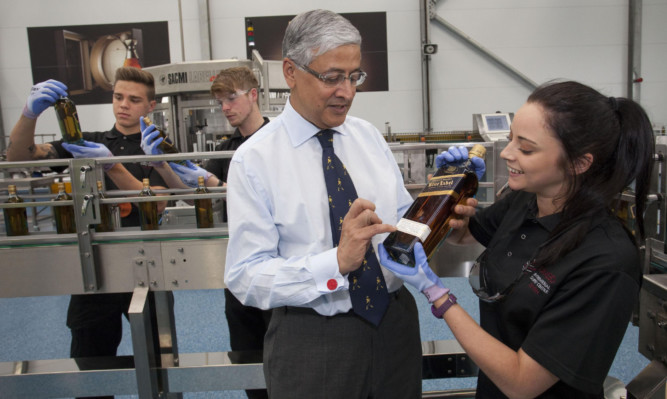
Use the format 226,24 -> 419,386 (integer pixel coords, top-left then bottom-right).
5,140 -> 624,398
626,140 -> 667,398
0,148 -> 484,397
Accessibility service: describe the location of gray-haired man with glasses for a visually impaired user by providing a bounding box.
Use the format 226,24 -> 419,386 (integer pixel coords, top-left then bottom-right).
224,9 -> 422,399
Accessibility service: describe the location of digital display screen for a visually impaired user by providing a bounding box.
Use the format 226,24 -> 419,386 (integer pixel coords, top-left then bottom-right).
484,114 -> 511,132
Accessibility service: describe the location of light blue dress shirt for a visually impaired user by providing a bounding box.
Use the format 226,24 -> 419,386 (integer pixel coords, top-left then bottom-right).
224,99 -> 413,316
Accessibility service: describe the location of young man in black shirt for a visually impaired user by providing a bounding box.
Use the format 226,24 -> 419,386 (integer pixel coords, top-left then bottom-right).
8,66 -> 168,399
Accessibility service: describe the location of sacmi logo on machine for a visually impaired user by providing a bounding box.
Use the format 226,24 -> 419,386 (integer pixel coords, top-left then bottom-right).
167,72 -> 188,84
159,70 -> 219,86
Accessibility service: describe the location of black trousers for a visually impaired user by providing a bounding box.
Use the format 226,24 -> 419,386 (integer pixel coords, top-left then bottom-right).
224,288 -> 272,399
67,291 -> 169,399
67,293 -> 131,399
264,286 -> 422,399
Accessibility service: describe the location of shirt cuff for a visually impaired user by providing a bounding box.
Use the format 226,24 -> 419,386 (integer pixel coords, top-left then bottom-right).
307,247 -> 348,293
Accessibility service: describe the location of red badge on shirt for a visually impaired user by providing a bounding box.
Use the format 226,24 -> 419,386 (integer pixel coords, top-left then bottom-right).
327,279 -> 338,290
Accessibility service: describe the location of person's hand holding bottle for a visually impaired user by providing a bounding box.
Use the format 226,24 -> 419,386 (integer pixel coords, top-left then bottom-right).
378,242 -> 450,303
23,80 -> 68,119
436,145 -> 486,180
140,117 -> 164,163
170,160 -> 212,188
435,145 -> 484,233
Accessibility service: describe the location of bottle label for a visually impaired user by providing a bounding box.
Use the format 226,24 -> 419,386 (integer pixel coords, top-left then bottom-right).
418,174 -> 464,199
396,218 -> 431,242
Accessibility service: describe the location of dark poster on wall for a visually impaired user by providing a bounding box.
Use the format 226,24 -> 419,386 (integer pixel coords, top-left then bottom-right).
245,12 -> 388,92
27,21 -> 170,105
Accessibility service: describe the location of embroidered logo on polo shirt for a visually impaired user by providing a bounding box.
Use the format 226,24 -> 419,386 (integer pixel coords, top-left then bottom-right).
528,268 -> 556,295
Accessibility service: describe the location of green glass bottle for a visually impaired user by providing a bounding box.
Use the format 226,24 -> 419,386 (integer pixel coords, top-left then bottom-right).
194,176 -> 214,228
95,181 -> 115,232
4,185 -> 29,236
138,178 -> 159,230
54,97 -> 84,145
53,182 -> 76,234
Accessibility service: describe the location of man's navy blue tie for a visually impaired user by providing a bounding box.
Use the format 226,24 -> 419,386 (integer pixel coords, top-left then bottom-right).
316,129 -> 389,326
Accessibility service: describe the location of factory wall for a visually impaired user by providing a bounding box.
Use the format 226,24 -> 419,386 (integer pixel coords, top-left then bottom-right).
0,0 -> 665,145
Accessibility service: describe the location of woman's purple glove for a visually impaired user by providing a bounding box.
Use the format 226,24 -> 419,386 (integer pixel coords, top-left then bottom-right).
23,79 -> 68,119
378,242 -> 449,303
169,160 -> 212,188
62,140 -> 115,171
435,145 -> 486,180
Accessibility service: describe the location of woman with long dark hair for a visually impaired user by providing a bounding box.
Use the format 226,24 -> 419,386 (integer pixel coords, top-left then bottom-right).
380,80 -> 655,398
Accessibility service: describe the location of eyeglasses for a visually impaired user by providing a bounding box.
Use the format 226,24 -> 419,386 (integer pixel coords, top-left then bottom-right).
468,250 -> 537,303
216,89 -> 250,106
293,61 -> 367,87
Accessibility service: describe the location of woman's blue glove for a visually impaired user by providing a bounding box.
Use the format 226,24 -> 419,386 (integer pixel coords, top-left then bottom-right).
378,242 -> 450,303
62,140 -> 115,171
23,79 -> 68,119
435,145 -> 486,180
169,160 -> 212,188
140,117 -> 163,156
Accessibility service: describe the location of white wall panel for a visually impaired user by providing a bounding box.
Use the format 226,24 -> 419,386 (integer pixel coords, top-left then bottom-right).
386,11 -> 420,52
386,49 -> 421,92
209,17 -> 247,61
1,0 -> 666,142
352,91 -> 424,134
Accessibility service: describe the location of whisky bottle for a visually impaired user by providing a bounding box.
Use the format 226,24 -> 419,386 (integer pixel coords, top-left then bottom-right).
4,185 -> 29,236
138,178 -> 159,230
194,175 -> 214,228
383,144 -> 487,266
142,116 -> 187,165
52,182 -> 76,234
95,181 -> 115,232
54,97 -> 84,145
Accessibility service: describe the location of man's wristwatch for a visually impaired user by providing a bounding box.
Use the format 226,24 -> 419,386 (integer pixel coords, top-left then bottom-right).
431,293 -> 457,319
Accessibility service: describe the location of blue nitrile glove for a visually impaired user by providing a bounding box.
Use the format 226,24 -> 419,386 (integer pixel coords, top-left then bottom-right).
378,242 -> 449,303
435,145 -> 486,180
62,140 -> 115,171
169,160 -> 212,188
140,117 -> 163,156
23,79 -> 68,119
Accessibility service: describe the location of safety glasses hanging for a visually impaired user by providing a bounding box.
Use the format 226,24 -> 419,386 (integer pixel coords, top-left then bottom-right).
468,250 -> 537,303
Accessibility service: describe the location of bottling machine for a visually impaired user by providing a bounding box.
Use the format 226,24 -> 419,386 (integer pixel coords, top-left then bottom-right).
143,50 -> 288,154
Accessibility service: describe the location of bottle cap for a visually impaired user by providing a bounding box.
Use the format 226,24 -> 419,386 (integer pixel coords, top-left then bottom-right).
469,144 -> 486,160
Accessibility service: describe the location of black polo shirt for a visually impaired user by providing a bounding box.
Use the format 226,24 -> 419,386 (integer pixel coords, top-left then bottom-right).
204,117 -> 270,182
468,190 -> 640,398
50,126 -> 167,227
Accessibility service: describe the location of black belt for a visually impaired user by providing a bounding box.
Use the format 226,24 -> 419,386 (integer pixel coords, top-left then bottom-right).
283,288 -> 403,317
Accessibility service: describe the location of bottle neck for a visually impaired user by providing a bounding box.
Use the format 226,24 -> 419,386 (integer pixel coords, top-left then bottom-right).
56,188 -> 70,199
7,190 -> 21,202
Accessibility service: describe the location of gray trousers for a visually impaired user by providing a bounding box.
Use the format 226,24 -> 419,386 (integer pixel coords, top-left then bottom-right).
263,286 -> 422,399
